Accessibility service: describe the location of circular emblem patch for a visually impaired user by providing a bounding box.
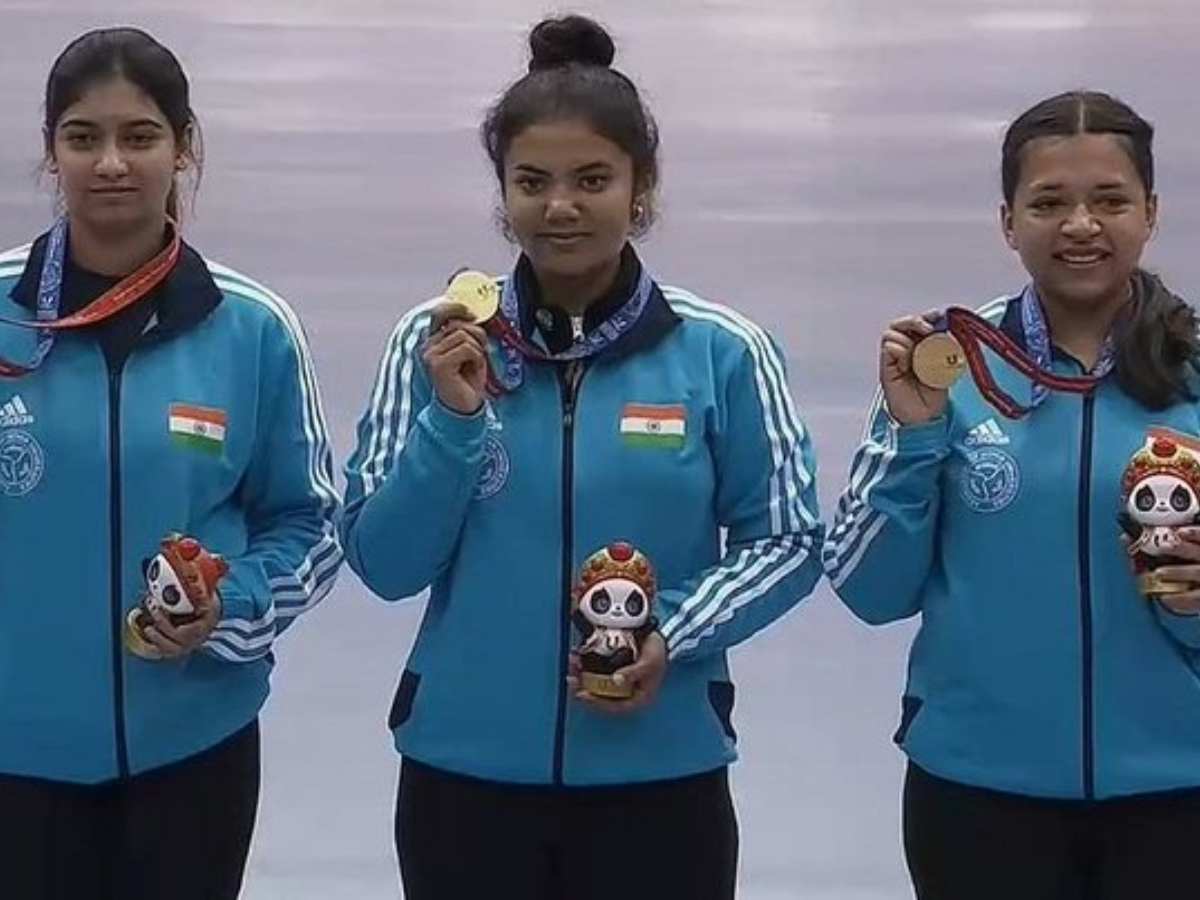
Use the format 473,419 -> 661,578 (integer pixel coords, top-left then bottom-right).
960,446 -> 1020,514
474,435 -> 510,500
0,430 -> 44,497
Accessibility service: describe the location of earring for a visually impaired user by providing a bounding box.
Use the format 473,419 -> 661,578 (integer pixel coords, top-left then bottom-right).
632,201 -> 646,227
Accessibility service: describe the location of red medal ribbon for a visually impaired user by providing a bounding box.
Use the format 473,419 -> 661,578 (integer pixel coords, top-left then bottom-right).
944,306 -> 1101,419
0,224 -> 181,378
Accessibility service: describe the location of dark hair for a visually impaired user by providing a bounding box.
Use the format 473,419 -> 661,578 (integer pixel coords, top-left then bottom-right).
43,27 -> 202,219
1002,90 -> 1198,410
481,14 -> 660,236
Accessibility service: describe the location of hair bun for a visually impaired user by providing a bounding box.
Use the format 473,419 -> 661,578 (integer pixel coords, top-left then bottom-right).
528,15 -> 614,72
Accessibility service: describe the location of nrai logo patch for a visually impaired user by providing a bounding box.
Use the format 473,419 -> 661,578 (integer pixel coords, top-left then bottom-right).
474,435 -> 510,500
960,446 -> 1020,513
0,429 -> 44,496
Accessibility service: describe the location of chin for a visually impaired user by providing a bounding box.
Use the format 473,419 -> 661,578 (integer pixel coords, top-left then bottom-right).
1041,270 -> 1133,309
78,205 -> 159,235
529,251 -> 603,280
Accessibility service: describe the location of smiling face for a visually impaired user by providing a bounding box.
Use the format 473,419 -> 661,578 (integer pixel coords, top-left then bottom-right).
502,118 -> 638,285
1128,473 -> 1200,527
578,576 -> 650,630
48,75 -> 187,237
1001,132 -> 1156,315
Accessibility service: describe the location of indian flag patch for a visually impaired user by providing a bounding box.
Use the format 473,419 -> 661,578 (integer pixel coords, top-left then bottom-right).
169,404 -> 227,454
620,404 -> 686,449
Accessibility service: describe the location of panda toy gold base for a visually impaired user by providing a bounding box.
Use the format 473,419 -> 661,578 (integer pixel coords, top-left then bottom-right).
580,671 -> 633,700
124,533 -> 229,660
572,541 -> 658,700
1138,571 -> 1193,598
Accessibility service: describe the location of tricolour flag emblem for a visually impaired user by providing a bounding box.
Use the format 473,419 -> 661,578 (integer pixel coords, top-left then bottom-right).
169,404 -> 227,454
620,404 -> 686,449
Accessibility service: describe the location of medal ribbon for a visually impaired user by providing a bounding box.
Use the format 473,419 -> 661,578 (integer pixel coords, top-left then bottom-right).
940,293 -> 1107,419
483,266 -> 654,394
0,217 -> 181,378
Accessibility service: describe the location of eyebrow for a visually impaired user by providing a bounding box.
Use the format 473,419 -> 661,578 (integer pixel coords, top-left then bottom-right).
1029,178 -> 1130,194
58,118 -> 166,130
511,161 -> 614,176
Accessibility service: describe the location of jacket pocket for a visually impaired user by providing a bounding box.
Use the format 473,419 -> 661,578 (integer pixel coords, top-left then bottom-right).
388,670 -> 421,730
708,680 -> 737,743
893,695 -> 924,746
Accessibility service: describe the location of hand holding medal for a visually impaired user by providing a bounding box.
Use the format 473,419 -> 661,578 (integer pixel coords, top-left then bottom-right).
423,270 -> 496,415
881,311 -> 954,426
124,533 -> 228,660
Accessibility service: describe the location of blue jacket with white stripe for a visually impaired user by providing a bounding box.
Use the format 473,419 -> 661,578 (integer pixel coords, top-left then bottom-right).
0,233 -> 341,784
342,252 -> 823,785
823,292 -> 1200,800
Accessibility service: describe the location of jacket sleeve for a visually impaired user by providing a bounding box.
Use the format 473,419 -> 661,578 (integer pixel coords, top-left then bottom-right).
820,393 -> 951,625
202,305 -> 343,663
656,331 -> 824,662
340,304 -> 488,601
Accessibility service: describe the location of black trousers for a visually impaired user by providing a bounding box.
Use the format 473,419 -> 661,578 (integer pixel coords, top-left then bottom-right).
0,721 -> 260,900
396,758 -> 739,900
904,761 -> 1200,900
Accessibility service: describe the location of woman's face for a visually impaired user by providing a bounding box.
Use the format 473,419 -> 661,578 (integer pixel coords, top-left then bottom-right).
502,118 -> 638,284
1001,132 -> 1157,312
48,76 -> 187,236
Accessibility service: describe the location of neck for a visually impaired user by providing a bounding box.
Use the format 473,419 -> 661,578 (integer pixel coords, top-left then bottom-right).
1037,281 -> 1132,371
535,254 -> 622,317
67,217 -> 168,277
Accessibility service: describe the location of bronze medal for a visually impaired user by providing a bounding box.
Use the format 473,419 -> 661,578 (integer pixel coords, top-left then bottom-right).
444,270 -> 499,324
912,332 -> 967,390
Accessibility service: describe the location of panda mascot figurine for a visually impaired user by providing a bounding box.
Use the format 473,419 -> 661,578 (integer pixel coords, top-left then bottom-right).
572,541 -> 658,699
124,533 -> 229,659
1119,430 -> 1200,598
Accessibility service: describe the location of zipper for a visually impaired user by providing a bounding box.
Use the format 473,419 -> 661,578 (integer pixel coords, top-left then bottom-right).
108,362 -> 130,778
552,360 -> 585,785
1078,392 -> 1096,799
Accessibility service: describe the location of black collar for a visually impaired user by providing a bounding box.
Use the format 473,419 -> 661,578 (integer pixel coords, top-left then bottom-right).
999,294 -> 1026,349
10,230 -> 223,340
510,244 -> 680,360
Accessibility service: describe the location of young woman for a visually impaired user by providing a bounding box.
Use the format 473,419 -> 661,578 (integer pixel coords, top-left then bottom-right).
824,91 -> 1200,899
0,28 -> 340,899
342,14 -> 822,899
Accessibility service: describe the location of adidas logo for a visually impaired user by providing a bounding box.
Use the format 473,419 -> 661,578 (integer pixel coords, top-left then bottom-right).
965,417 -> 1009,446
0,395 -> 34,428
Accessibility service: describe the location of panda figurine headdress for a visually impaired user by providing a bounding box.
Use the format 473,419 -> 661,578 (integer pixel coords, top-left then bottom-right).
124,533 -> 229,659
572,541 -> 658,699
1119,429 -> 1200,598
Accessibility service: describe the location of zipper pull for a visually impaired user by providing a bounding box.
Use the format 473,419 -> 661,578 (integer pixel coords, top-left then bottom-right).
562,361 -> 581,427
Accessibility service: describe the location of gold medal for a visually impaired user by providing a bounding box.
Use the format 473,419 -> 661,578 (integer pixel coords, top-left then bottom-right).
444,270 -> 499,324
912,332 -> 967,390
